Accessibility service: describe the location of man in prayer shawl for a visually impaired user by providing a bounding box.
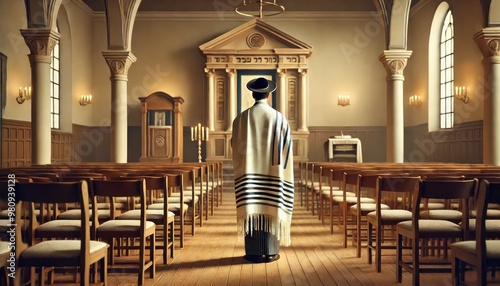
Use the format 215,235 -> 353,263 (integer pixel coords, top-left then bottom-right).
231,77 -> 294,263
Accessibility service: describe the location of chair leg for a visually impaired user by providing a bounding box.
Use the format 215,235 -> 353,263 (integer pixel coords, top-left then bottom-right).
451,257 -> 459,286
162,225 -> 168,264
367,222 -> 373,265
375,225 -> 382,273
101,254 -> 108,286
412,237 -> 420,286
138,236 -> 145,286
396,233 -> 403,283
80,264 -> 90,286
150,233 -> 155,278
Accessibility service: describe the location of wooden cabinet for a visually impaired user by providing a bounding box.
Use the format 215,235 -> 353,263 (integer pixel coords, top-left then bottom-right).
139,92 -> 184,162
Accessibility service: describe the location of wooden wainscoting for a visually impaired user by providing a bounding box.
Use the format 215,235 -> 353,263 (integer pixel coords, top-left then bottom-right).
2,119 -> 73,167
309,122 -> 483,164
2,119 -> 31,167
308,126 -> 387,162
405,121 -> 483,163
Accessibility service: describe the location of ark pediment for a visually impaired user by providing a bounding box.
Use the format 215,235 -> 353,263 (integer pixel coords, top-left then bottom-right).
199,19 -> 312,55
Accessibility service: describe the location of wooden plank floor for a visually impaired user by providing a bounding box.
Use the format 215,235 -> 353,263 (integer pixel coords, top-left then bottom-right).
53,188 -> 498,285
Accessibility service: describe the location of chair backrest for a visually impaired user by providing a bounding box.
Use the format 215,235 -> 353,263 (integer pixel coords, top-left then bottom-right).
91,179 -> 146,223
14,181 -> 90,262
475,180 -> 500,258
125,175 -> 168,206
412,179 -> 478,239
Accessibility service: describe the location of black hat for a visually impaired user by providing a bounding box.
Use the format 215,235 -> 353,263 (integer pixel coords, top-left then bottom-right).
246,77 -> 276,93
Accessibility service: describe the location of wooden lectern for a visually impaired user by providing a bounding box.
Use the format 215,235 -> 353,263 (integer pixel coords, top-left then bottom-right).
139,92 -> 184,162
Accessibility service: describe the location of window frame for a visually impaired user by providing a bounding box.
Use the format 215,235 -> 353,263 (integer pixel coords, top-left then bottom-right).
439,9 -> 454,130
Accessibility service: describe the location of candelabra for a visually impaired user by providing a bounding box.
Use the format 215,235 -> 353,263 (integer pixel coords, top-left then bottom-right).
338,94 -> 350,107
191,123 -> 209,163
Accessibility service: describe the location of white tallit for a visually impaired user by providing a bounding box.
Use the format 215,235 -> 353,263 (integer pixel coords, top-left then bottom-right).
231,99 -> 294,246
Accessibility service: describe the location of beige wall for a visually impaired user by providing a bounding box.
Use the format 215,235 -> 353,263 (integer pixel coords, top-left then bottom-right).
0,0 -> 95,129
405,0 -> 485,128
0,1 -> 32,122
87,13 -> 388,129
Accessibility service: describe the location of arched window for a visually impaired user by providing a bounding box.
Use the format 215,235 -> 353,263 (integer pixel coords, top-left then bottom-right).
50,28 -> 60,130
439,10 -> 454,129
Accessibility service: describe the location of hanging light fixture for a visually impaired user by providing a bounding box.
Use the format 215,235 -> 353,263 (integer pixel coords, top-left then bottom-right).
235,0 -> 285,18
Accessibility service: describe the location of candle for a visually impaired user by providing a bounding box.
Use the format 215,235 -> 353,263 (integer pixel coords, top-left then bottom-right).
205,127 -> 209,140
191,127 -> 194,141
201,127 -> 205,140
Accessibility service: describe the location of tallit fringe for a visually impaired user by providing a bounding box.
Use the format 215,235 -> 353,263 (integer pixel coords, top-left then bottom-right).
237,214 -> 292,246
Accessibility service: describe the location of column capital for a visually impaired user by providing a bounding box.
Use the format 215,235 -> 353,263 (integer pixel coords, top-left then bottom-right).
20,29 -> 60,62
225,68 -> 236,76
277,68 -> 287,76
102,50 -> 137,76
298,68 -> 307,76
379,50 -> 412,77
204,68 -> 215,75
474,28 -> 500,62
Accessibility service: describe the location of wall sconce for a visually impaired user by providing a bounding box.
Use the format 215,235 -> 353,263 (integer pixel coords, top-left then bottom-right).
409,94 -> 422,107
338,94 -> 350,107
16,86 -> 31,104
455,86 -> 469,103
79,94 -> 92,106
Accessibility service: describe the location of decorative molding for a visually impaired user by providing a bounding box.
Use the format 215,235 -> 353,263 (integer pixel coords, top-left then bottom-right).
474,28 -> 500,58
488,39 -> 500,56
379,50 -> 413,76
246,32 -> 266,49
20,29 -> 60,57
102,51 -> 137,76
91,11 -> 380,22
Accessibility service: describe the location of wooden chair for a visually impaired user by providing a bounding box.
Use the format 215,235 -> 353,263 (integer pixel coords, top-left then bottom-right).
14,181 -> 108,286
91,179 -> 155,286
118,175 -> 175,264
0,241 -> 10,286
396,179 -> 478,286
365,175 -> 420,271
329,168 -> 355,234
57,174 -> 112,226
451,180 -> 500,285
338,170 -> 376,248
148,172 -> 188,248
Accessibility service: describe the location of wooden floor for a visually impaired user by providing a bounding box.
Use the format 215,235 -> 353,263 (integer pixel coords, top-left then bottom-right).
54,188 -> 498,285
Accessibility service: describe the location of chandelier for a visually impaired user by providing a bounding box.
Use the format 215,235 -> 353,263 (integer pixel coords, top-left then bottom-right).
235,0 -> 285,18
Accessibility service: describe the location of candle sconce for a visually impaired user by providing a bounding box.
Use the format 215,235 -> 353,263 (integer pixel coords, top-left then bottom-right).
16,86 -> 31,104
191,123 -> 209,163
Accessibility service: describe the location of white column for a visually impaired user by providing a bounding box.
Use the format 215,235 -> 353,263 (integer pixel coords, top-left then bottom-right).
277,68 -> 287,115
379,50 -> 412,163
475,29 -> 500,165
21,29 -> 59,165
226,68 -> 236,131
298,69 -> 308,131
102,51 -> 136,163
205,68 -> 215,131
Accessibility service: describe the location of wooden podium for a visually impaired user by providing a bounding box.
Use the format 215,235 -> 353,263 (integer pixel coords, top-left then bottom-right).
139,92 -> 184,162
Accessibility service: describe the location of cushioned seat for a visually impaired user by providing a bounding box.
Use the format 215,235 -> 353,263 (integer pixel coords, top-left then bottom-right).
58,208 -> 111,221
35,219 -> 82,238
19,240 -> 108,265
118,209 -> 175,221
420,209 -> 463,223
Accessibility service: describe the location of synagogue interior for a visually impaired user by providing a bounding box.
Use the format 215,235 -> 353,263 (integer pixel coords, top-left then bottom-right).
1,0 -> 500,285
